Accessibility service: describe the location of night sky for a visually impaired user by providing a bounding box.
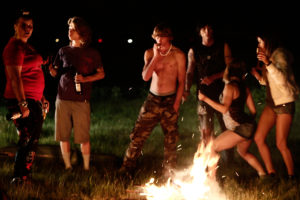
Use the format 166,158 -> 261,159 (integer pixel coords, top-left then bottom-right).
1,1 -> 300,100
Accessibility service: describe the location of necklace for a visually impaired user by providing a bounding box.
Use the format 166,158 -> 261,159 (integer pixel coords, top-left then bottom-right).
159,44 -> 172,56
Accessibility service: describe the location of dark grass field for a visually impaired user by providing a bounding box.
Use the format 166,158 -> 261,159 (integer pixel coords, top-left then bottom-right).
0,85 -> 300,199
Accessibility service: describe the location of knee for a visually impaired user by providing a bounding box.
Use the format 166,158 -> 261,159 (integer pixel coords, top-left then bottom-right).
276,140 -> 288,152
254,134 -> 263,146
212,142 -> 219,153
237,149 -> 246,158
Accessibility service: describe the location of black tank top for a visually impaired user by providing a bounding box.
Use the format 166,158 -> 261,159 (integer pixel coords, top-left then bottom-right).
192,41 -> 226,101
228,80 -> 253,124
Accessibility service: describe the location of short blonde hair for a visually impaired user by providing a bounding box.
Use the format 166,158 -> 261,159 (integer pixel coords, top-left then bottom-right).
151,23 -> 173,40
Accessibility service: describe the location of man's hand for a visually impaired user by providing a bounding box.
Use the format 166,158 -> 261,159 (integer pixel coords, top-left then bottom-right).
19,101 -> 30,118
181,90 -> 190,103
198,91 -> 206,101
201,76 -> 213,86
173,101 -> 180,113
49,64 -> 57,77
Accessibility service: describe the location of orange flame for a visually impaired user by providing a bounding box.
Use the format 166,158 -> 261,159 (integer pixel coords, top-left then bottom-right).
140,141 -> 226,200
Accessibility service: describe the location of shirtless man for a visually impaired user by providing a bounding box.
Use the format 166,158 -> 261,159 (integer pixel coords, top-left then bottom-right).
119,23 -> 186,179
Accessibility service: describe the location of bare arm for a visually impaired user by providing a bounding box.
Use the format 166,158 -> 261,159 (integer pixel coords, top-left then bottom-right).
49,63 -> 58,77
224,42 -> 232,66
75,67 -> 105,83
142,44 -> 162,81
185,48 -> 195,93
174,52 -> 186,112
198,83 -> 234,114
5,65 -> 30,117
245,87 -> 256,116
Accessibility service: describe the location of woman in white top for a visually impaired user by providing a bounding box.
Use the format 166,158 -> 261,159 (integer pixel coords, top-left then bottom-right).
251,33 -> 299,180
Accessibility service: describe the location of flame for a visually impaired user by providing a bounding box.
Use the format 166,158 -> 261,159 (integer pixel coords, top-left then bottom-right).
140,141 -> 226,200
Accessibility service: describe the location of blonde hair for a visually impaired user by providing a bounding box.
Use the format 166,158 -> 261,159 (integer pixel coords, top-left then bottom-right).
151,23 -> 173,40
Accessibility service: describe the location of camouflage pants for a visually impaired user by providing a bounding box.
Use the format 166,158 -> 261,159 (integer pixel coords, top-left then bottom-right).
123,92 -> 179,172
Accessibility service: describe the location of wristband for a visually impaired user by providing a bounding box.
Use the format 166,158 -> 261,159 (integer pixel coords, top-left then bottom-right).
18,100 -> 28,108
266,61 -> 272,66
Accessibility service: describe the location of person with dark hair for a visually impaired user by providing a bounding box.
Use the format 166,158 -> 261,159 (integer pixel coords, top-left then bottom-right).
2,9 -> 49,184
49,16 -> 105,171
183,22 -> 234,163
198,59 -> 266,179
251,33 -> 299,180
119,23 -> 186,179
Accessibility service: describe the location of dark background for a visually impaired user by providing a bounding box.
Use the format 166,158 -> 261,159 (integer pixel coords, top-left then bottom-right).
1,0 -> 299,102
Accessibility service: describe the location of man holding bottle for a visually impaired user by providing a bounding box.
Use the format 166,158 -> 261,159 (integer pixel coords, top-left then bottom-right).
49,16 -> 105,171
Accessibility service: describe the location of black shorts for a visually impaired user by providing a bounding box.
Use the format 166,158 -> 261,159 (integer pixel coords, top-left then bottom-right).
268,101 -> 295,115
234,122 -> 256,140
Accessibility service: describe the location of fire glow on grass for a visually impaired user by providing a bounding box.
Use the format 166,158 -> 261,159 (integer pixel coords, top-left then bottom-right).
140,141 -> 227,200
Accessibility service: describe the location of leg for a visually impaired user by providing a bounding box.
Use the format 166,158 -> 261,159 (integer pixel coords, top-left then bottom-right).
161,106 -> 179,177
254,106 -> 276,174
210,130 -> 244,178
215,109 -> 235,165
81,141 -> 91,170
237,140 -> 266,176
73,101 -> 91,170
122,95 -> 160,169
213,130 -> 245,152
197,101 -> 214,145
275,114 -> 294,176
12,100 -> 43,181
60,141 -> 72,169
55,99 -> 73,169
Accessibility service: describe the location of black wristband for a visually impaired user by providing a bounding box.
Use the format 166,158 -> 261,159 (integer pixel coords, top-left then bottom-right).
18,100 -> 28,108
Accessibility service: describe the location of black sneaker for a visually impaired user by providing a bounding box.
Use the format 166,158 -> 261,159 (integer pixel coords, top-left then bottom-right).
259,173 -> 279,188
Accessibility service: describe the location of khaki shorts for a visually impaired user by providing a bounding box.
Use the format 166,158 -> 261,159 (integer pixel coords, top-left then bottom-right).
55,99 -> 90,144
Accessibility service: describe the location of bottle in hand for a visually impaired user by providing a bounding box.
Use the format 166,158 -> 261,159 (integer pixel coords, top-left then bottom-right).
75,73 -> 82,95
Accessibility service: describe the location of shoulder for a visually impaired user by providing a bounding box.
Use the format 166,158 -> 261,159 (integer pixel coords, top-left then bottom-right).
173,46 -> 186,58
58,46 -> 70,53
226,81 -> 240,91
144,48 -> 153,57
272,48 -> 293,61
5,38 -> 25,50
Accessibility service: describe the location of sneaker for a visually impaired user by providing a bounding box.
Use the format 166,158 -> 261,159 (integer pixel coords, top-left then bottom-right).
259,173 -> 279,188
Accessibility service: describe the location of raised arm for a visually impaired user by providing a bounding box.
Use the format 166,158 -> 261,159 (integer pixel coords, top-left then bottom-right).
142,44 -> 163,81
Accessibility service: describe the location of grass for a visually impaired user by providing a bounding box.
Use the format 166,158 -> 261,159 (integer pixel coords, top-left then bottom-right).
0,85 -> 300,199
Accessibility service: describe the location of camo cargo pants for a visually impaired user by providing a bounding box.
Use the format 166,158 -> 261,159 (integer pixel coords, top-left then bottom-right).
122,92 -> 179,173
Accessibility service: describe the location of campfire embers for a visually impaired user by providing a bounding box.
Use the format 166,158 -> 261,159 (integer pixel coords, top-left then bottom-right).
139,141 -> 227,200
